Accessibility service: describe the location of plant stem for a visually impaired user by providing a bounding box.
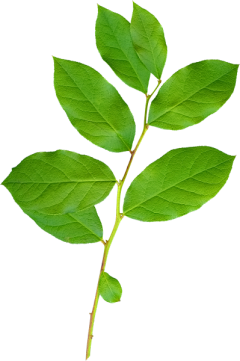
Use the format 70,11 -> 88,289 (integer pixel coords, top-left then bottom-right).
85,185 -> 122,360
85,80 -> 161,359
122,80 -> 161,185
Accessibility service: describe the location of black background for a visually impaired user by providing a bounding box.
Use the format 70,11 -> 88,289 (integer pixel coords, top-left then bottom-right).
0,1 -> 240,360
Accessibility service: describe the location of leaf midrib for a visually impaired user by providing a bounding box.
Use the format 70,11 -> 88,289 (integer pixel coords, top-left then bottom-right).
6,180 -> 115,184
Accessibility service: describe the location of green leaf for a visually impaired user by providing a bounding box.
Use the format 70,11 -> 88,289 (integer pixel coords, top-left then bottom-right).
148,60 -> 239,130
2,150 -> 116,215
123,146 -> 235,222
96,5 -> 150,93
99,272 -> 122,303
53,57 -> 135,153
23,207 -> 103,244
130,2 -> 167,79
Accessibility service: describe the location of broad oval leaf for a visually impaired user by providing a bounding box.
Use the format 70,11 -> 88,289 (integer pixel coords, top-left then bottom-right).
54,57 -> 135,152
123,146 -> 235,222
96,5 -> 150,93
130,2 -> 167,79
23,207 -> 103,244
148,60 -> 239,130
99,272 -> 122,303
2,150 -> 116,215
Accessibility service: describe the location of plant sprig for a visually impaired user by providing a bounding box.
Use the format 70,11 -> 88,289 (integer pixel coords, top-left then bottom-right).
1,2 -> 238,359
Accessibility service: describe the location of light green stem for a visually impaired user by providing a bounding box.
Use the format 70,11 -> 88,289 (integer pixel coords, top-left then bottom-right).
85,185 -> 122,360
86,80 -> 161,359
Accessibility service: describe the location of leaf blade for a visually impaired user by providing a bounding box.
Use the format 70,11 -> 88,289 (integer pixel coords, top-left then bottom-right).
23,207 -> 103,244
130,2 -> 167,79
53,57 -> 135,153
2,150 -> 116,215
99,272 -> 122,303
148,60 -> 239,130
123,146 -> 235,222
96,5 -> 150,93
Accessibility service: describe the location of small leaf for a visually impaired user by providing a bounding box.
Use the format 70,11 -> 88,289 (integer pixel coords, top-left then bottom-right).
23,207 -> 103,244
130,2 -> 167,79
53,57 -> 135,153
96,5 -> 150,93
99,272 -> 122,303
2,150 -> 116,215
123,146 -> 235,222
148,60 -> 239,130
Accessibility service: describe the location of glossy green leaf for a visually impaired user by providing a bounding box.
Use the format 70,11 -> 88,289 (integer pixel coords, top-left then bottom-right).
23,207 -> 103,244
2,150 -> 116,215
99,272 -> 122,303
53,57 -> 135,153
130,2 -> 167,79
123,146 -> 235,222
148,60 -> 239,130
96,5 -> 150,93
